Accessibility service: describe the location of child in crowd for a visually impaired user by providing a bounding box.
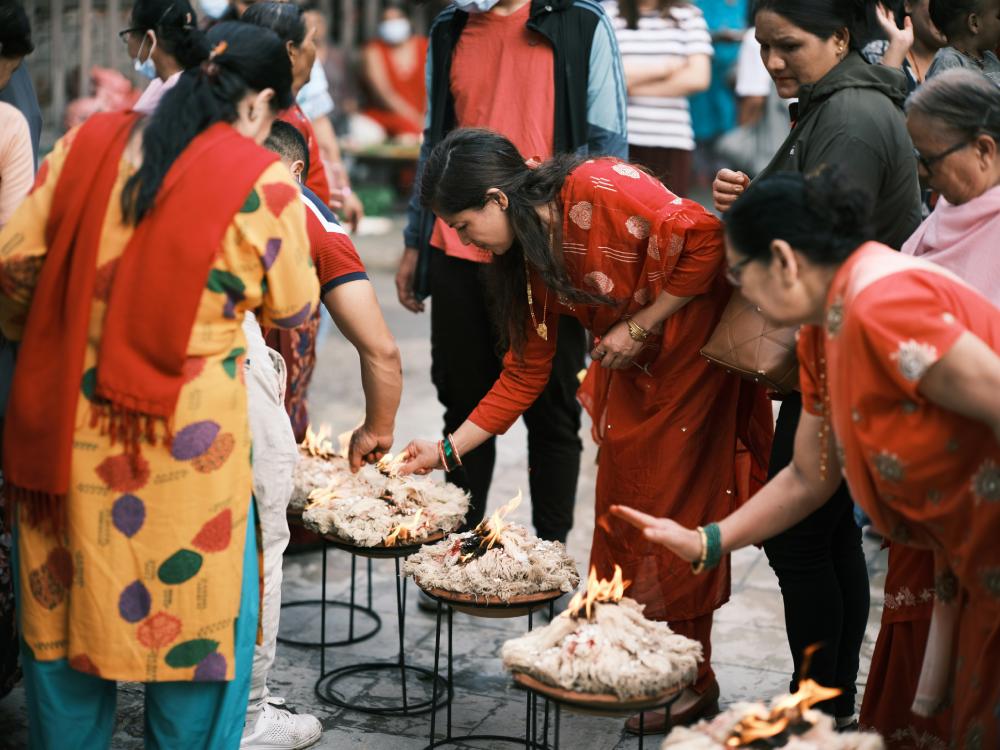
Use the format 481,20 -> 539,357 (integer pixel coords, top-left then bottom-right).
926,0 -> 1000,83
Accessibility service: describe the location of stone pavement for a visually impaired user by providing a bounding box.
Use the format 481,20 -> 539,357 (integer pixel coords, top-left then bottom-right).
0,218 -> 889,750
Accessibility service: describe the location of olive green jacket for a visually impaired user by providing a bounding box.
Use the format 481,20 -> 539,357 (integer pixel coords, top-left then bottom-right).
756,51 -> 921,249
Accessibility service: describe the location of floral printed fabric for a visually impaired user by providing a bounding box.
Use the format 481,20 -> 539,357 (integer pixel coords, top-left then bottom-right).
0,133 -> 318,682
798,242 -> 1000,748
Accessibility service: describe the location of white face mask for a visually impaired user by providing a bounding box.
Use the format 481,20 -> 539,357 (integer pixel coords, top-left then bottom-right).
378,18 -> 412,45
450,0 -> 501,12
199,0 -> 229,19
133,31 -> 158,79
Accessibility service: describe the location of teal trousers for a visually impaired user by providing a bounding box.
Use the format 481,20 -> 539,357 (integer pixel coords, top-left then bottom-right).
14,500 -> 259,750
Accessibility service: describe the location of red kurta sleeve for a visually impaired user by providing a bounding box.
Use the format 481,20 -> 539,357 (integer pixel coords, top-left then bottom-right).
468,307 -> 559,435
661,227 -> 724,297
797,324 -> 824,417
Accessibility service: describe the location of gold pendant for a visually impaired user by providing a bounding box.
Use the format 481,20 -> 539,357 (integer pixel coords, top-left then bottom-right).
536,323 -> 548,340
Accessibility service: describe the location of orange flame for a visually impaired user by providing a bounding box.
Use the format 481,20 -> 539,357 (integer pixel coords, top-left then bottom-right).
561,565 -> 631,620
385,509 -> 423,546
302,424 -> 337,458
725,679 -> 842,746
459,490 -> 522,562
376,451 -> 410,476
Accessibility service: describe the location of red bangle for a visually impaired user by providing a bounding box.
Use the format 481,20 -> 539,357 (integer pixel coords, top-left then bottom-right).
447,434 -> 462,467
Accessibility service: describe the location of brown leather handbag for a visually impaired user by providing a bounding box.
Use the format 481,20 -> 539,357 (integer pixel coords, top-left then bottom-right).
700,288 -> 800,393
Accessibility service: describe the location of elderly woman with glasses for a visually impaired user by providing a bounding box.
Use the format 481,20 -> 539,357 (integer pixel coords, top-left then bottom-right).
615,165 -> 1000,749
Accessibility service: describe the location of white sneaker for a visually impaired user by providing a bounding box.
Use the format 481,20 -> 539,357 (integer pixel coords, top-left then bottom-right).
241,697 -> 322,750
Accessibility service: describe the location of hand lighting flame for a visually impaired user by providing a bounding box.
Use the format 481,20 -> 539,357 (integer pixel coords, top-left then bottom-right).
303,423 -> 337,458
561,565 -> 631,620
376,451 -> 410,477
385,508 -> 423,546
459,490 -> 522,562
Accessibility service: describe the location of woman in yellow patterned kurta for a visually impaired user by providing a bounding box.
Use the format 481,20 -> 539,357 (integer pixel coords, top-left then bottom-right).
0,23 -> 318,750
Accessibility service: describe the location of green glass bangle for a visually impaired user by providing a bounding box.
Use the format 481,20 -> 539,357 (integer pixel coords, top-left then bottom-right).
703,522 -> 722,571
442,437 -> 457,472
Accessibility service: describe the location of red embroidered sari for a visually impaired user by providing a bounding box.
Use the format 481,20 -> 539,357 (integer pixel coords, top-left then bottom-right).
470,159 -> 773,691
799,242 -> 1000,748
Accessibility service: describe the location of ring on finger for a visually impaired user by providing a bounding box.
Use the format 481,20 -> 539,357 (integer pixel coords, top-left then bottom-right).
594,348 -> 606,357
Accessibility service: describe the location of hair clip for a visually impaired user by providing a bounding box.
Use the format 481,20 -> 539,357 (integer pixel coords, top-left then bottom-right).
209,40 -> 228,60
182,11 -> 194,30
524,156 -> 542,170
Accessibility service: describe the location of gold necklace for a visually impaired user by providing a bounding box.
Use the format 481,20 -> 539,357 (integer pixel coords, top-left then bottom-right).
525,202 -> 553,340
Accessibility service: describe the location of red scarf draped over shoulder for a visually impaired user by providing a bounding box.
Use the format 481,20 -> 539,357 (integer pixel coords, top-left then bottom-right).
4,112 -> 278,533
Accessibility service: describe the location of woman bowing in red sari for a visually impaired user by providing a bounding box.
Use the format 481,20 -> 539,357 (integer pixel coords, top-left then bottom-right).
615,167 -> 1000,748
398,127 -> 773,728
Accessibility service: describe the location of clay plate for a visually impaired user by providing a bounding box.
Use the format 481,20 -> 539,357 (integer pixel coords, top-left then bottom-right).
510,672 -> 684,717
320,527 -> 457,559
415,578 -> 564,619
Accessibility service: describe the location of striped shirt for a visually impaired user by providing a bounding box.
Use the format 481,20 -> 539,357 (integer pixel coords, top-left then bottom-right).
603,1 -> 713,151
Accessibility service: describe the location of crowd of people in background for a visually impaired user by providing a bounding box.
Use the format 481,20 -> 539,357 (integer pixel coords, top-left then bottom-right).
0,0 -> 999,749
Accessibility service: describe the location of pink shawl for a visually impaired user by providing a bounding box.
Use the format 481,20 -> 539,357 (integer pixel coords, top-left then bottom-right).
901,185 -> 1000,306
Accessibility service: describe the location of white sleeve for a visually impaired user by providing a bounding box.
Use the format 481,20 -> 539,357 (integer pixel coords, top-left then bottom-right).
735,28 -> 772,97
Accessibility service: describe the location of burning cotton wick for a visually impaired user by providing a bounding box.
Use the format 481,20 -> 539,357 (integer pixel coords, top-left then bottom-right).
385,508 -> 423,546
724,679 -> 842,746
458,490 -> 522,563
562,565 -> 631,620
303,423 -> 337,458
377,451 -> 410,477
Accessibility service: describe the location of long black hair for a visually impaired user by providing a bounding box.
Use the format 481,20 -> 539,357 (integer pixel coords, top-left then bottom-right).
122,22 -> 293,223
242,0 -> 307,46
420,127 -> 612,359
753,0 -> 874,50
130,0 -> 209,70
724,166 -> 874,266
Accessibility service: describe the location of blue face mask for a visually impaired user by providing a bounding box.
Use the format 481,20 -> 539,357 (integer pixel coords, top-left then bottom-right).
450,0 -> 501,12
133,32 -> 158,80
199,0 -> 229,19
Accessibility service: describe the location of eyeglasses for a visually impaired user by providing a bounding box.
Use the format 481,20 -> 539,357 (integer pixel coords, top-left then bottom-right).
913,135 -> 979,177
118,27 -> 147,42
725,256 -> 753,287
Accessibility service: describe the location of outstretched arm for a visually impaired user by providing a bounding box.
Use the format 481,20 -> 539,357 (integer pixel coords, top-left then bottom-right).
323,279 -> 402,470
611,406 -> 838,560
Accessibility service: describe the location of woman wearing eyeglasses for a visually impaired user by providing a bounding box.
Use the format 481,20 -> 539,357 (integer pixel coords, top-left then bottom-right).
123,0 -> 209,114
395,127 -> 774,727
614,164 -> 1000,750
708,0 -> 923,729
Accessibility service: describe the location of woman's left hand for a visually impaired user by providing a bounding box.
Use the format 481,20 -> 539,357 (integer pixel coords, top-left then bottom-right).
591,320 -> 644,370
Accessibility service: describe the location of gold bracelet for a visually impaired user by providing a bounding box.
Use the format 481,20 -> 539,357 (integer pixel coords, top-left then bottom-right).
691,526 -> 709,575
627,318 -> 649,342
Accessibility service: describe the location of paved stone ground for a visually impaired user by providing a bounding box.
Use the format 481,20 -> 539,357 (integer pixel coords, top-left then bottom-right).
0,216 -> 888,750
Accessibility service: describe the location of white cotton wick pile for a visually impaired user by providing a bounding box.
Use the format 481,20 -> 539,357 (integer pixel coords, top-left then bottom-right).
402,523 -> 580,601
501,598 -> 702,700
301,468 -> 469,547
662,703 -> 885,750
289,452 -> 377,510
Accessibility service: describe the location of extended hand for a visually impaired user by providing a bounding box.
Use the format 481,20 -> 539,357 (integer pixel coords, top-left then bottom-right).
395,438 -> 442,476
591,320 -> 644,370
713,169 -> 750,213
610,505 -> 703,562
395,246 -> 425,313
348,424 -> 393,472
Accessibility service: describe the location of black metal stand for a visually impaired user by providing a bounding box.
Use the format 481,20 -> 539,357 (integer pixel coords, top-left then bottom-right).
520,687 -> 682,750
277,544 -> 382,648
314,538 -> 450,717
423,592 -> 560,750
